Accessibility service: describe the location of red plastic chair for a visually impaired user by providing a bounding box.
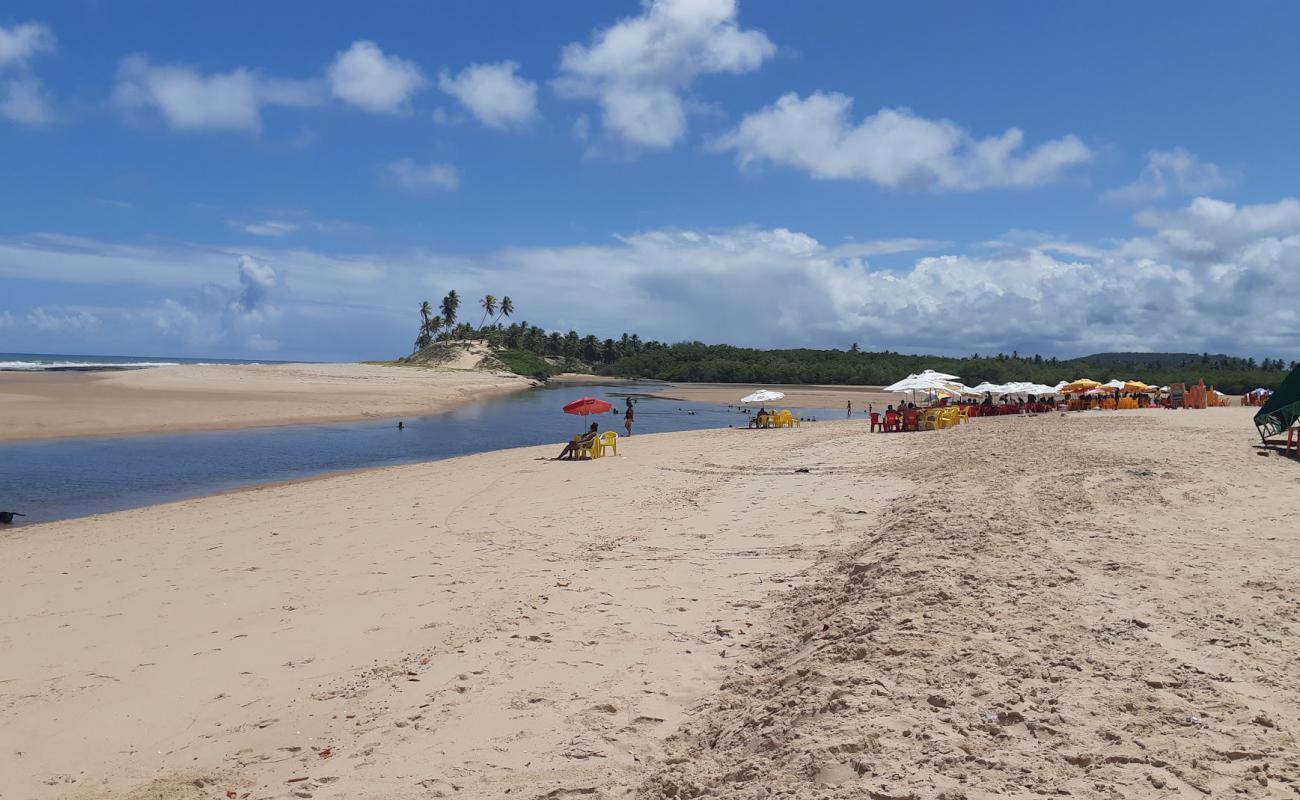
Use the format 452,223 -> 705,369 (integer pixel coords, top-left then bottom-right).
903,410 -> 920,431
885,411 -> 900,431
870,412 -> 884,433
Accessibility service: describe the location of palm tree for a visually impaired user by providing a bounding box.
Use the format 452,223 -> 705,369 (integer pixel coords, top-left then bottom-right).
414,300 -> 435,351
426,315 -> 443,342
440,291 -> 460,338
493,296 -> 514,326
478,294 -> 497,329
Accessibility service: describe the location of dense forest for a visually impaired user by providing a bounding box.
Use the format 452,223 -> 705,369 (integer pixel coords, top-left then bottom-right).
409,296 -> 1296,393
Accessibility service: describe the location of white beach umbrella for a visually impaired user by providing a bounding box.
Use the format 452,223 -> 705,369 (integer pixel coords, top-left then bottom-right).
1103,379 -> 1127,389
918,368 -> 962,381
947,382 -> 984,397
740,389 -> 785,404
887,374 -> 964,404
970,381 -> 1002,394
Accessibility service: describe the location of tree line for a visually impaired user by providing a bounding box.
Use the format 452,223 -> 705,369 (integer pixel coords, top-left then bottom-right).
409,299 -> 1295,392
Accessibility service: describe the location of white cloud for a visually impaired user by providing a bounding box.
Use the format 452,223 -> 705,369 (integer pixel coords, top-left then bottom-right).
1135,196 -> 1300,261
0,22 -> 56,126
715,92 -> 1092,191
438,61 -> 538,129
554,0 -> 775,149
327,40 -> 426,114
26,307 -> 100,332
8,193 -> 1300,359
0,22 -> 54,67
1,77 -> 54,125
111,54 -> 324,132
384,158 -> 460,191
234,254 -> 276,313
1103,148 -> 1237,205
241,220 -> 299,237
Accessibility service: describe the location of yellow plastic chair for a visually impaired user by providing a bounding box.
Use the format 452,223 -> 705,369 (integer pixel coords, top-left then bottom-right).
940,408 -> 960,428
592,431 -> 619,457
573,434 -> 597,459
922,409 -> 942,430
777,410 -> 794,428
957,407 -> 970,424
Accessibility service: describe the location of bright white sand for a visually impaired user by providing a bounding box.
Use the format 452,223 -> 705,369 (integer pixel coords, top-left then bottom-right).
2,406 -> 1298,798
0,363 -> 534,442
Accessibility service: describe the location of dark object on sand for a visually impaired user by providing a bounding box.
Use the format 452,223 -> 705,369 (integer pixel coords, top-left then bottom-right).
0,511 -> 25,524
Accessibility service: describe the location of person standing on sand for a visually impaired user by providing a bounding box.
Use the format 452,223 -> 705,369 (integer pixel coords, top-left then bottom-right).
624,398 -> 634,436
847,400 -> 852,417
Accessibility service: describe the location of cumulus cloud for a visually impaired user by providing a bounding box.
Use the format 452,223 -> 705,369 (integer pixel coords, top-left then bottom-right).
1135,196 -> 1300,261
111,54 -> 325,132
0,21 -> 54,67
714,92 -> 1092,191
384,158 -> 460,191
327,40 -> 427,114
438,61 -> 538,129
8,193 -> 1300,358
0,21 -> 56,126
111,39 -> 429,131
1103,148 -> 1237,205
234,255 -> 277,312
554,0 -> 775,149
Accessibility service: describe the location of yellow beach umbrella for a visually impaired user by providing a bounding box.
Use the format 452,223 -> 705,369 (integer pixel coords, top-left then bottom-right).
1061,378 -> 1102,394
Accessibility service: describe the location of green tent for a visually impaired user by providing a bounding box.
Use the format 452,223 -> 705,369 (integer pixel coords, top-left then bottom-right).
1254,363 -> 1300,441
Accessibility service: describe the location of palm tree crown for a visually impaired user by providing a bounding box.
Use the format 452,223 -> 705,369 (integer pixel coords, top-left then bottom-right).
479,294 -> 497,328
440,291 -> 460,335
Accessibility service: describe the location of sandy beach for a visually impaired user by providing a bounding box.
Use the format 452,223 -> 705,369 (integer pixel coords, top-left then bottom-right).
0,363 -> 535,442
3,405 -> 1297,798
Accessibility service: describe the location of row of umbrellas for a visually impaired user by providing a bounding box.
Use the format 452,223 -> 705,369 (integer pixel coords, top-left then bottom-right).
883,370 -> 1061,401
885,371 -> 1176,401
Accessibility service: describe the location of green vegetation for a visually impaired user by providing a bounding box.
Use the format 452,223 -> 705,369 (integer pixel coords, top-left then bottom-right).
406,296 -> 1296,392
596,344 -> 1297,393
492,349 -> 553,380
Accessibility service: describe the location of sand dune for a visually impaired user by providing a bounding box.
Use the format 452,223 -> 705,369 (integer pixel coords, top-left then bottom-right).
2,406 -> 1297,799
0,363 -> 534,442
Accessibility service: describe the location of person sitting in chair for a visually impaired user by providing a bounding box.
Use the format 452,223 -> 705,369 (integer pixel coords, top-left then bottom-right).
555,423 -> 600,460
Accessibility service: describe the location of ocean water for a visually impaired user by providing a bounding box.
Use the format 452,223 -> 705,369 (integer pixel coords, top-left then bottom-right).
0,384 -> 791,525
0,352 -> 288,371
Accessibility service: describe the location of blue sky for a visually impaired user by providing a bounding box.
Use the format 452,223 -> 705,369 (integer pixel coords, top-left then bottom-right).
3,1 -> 1300,361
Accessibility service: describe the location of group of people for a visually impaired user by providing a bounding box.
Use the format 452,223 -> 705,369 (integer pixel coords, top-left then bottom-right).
555,398 -> 635,460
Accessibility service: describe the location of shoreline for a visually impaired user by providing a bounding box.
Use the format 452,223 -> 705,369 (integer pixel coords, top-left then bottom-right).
0,362 -> 538,443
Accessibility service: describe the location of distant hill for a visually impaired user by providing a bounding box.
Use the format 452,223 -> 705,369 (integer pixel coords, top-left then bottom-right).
1070,352 -> 1224,366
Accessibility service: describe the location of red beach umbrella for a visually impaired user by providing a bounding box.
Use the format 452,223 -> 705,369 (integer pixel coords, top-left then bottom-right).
563,397 -> 613,417
563,396 -> 614,435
